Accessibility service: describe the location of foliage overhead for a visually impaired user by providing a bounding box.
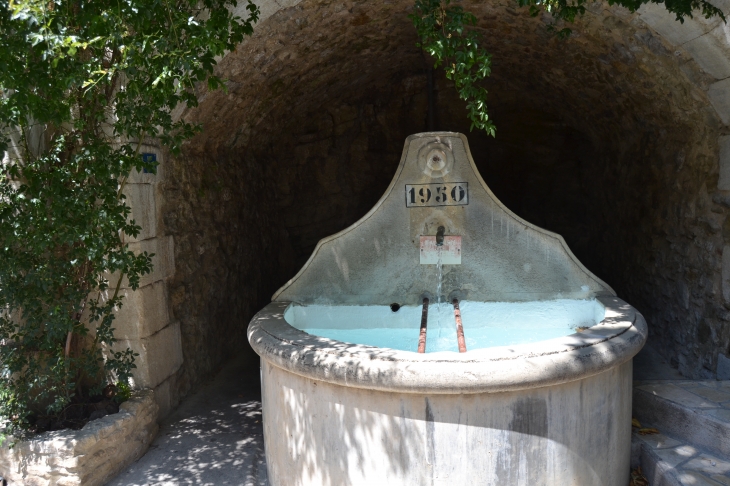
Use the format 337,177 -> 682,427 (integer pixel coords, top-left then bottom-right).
410,0 -> 495,136
519,0 -> 725,37
0,0 -> 258,436
410,0 -> 726,137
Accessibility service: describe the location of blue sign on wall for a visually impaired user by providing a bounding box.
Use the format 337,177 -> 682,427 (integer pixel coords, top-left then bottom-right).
141,153 -> 157,174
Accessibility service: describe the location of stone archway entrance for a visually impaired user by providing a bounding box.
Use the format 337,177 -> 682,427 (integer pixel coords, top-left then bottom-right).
121,0 -> 730,416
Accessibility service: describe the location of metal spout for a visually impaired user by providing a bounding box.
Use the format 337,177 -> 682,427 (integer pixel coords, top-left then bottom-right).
436,226 -> 445,246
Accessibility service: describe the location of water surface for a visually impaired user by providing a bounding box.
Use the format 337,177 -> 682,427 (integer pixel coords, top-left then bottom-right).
285,299 -> 605,353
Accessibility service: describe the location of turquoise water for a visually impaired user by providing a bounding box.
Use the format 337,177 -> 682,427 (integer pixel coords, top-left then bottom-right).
285,300 -> 605,353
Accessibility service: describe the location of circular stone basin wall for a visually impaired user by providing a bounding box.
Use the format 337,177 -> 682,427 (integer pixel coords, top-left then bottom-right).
248,296 -> 647,485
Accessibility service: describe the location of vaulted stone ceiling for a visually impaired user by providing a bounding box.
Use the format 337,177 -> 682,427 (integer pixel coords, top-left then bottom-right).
188,0 -> 720,154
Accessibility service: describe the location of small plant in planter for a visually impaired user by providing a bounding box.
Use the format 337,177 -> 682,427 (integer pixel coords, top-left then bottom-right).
0,0 -> 259,441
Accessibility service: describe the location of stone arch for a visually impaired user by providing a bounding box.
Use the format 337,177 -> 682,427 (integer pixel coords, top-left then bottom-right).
123,0 -> 730,414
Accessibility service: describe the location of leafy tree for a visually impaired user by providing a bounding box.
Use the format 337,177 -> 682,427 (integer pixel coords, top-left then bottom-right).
0,0 -> 258,436
410,0 -> 726,137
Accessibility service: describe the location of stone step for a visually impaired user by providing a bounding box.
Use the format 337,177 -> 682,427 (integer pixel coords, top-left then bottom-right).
632,431 -> 730,486
633,380 -> 730,459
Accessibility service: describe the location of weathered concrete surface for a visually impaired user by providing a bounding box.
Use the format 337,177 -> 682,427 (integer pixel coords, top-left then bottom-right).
260,358 -> 633,486
250,296 -> 646,393
107,357 -> 267,486
0,390 -> 158,486
274,132 -> 613,304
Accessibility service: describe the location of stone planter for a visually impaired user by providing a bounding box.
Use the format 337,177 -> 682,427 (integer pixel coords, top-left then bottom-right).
0,389 -> 158,486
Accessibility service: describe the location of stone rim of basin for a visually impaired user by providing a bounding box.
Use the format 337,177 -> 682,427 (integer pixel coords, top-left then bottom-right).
247,295 -> 647,394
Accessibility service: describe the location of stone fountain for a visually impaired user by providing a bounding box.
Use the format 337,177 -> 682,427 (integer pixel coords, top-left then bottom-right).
248,132 -> 647,485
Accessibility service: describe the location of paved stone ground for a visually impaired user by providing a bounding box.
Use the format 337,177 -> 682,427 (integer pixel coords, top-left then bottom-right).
633,343 -> 730,486
633,380 -> 730,486
635,427 -> 730,485
107,358 -> 267,486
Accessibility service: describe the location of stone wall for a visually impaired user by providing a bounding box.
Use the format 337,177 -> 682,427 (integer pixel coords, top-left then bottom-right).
0,390 -> 158,486
158,147 -> 295,404
250,80 -> 430,267
110,141 -> 183,417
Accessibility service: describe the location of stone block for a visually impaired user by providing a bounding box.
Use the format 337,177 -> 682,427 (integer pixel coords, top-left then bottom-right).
113,281 -> 170,340
118,321 -> 183,389
635,432 -> 682,450
636,383 -> 717,408
170,101 -> 188,124
676,470 -> 724,485
639,2 -> 719,45
122,183 -> 157,242
718,353 -> 730,380
708,78 -> 730,126
107,236 -> 174,289
683,30 -> 730,80
718,136 -> 730,190
153,375 -> 173,419
126,144 -> 163,184
689,384 -> 730,402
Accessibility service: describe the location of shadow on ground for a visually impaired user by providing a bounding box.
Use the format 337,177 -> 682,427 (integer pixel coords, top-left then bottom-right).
108,357 -> 267,486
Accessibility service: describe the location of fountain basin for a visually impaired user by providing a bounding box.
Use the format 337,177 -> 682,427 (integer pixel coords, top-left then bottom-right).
248,295 -> 647,485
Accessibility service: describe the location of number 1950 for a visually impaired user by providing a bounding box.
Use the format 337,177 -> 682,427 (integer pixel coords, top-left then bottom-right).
405,183 -> 468,208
